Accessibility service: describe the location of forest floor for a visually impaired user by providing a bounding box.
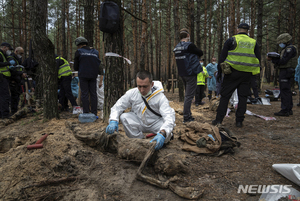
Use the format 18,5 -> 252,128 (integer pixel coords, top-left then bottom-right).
1,84 -> 300,201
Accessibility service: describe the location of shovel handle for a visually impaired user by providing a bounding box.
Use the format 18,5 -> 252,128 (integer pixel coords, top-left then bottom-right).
35,134 -> 48,144
27,144 -> 43,150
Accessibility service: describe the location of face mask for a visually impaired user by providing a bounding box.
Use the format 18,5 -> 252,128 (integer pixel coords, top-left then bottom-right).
200,62 -> 203,65
6,50 -> 11,55
279,43 -> 286,48
139,90 -> 152,98
212,62 -> 216,65
17,54 -> 22,59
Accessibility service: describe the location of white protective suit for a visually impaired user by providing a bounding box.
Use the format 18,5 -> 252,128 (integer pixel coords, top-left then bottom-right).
109,81 -> 175,143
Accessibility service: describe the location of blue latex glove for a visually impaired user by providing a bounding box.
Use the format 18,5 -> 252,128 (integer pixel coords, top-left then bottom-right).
105,120 -> 119,134
150,133 -> 166,150
9,60 -> 16,65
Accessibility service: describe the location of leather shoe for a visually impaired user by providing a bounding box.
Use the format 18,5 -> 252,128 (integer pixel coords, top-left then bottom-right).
289,110 -> 293,115
236,122 -> 243,128
212,119 -> 222,126
274,110 -> 289,116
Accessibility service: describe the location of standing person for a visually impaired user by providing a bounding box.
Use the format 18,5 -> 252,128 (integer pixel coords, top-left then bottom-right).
195,58 -> 209,106
249,75 -> 259,99
0,42 -> 15,119
212,23 -> 261,127
173,28 -> 203,123
105,70 -> 175,150
56,55 -> 78,112
268,33 -> 298,116
8,47 -> 27,115
71,73 -> 79,102
74,37 -> 102,116
295,56 -> 300,106
206,57 -> 218,100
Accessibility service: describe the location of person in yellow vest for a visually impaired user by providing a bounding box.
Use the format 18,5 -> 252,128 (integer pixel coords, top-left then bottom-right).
0,42 -> 15,119
212,23 -> 261,127
7,47 -> 27,115
195,58 -> 209,106
56,55 -> 78,112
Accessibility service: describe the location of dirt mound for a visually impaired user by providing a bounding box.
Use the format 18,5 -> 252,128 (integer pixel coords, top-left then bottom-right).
1,91 -> 300,200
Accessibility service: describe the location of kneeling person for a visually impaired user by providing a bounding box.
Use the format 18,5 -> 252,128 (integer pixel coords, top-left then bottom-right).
106,70 -> 175,150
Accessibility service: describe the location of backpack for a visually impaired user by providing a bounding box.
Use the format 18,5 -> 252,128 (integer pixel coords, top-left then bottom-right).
99,1 -> 120,34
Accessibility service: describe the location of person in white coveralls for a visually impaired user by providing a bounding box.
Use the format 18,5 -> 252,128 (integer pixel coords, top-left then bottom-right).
105,70 -> 175,150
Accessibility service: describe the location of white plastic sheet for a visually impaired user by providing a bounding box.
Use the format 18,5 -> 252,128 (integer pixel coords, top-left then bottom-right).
97,75 -> 104,110
273,164 -> 300,186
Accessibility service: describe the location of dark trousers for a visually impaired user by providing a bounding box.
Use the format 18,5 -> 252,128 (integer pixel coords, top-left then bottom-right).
195,85 -> 205,104
59,75 -> 78,110
9,81 -> 21,114
249,75 -> 259,98
181,75 -> 197,120
0,75 -> 11,118
216,70 -> 251,123
279,68 -> 293,112
79,77 -> 97,116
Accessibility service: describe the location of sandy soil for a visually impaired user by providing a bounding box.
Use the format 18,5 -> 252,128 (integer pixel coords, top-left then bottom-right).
1,86 -> 300,201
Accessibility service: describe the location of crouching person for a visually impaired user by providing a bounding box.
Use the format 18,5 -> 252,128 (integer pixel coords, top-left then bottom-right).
105,70 -> 175,150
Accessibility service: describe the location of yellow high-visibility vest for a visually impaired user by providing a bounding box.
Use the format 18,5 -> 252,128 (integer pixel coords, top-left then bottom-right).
56,56 -> 72,78
0,52 -> 11,77
197,66 -> 208,85
225,34 -> 260,75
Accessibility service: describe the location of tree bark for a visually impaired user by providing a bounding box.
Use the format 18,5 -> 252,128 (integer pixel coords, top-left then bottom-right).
229,0 -> 235,37
103,0 -> 124,121
250,0 -> 256,38
218,0 -> 224,61
196,0 -> 202,49
188,0 -> 194,43
84,0 -> 94,47
256,0 -> 263,92
203,0 -> 208,62
139,0 -> 147,71
61,0 -> 67,59
11,0 -> 15,48
30,0 -> 58,119
166,0 -> 171,92
131,0 -> 138,83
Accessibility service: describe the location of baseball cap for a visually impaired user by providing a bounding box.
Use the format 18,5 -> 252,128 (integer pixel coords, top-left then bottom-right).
0,42 -> 13,50
238,23 -> 250,30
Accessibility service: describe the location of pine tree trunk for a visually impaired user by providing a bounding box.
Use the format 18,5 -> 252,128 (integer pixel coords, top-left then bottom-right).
250,0 -> 256,38
131,0 -> 138,83
203,0 -> 208,62
236,0 -> 240,27
257,0 -> 263,92
196,0 -> 201,49
208,0 -> 213,60
166,0 -> 171,92
66,0 -> 72,63
188,0 -> 194,43
218,0 -> 224,61
154,2 -> 158,80
30,0 -> 58,119
84,0 -> 94,47
140,0 -> 147,71
149,1 -> 154,76
229,0 -> 235,37
103,0 -> 124,121
11,0 -> 15,48
61,0 -> 67,59
173,0 -> 184,102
